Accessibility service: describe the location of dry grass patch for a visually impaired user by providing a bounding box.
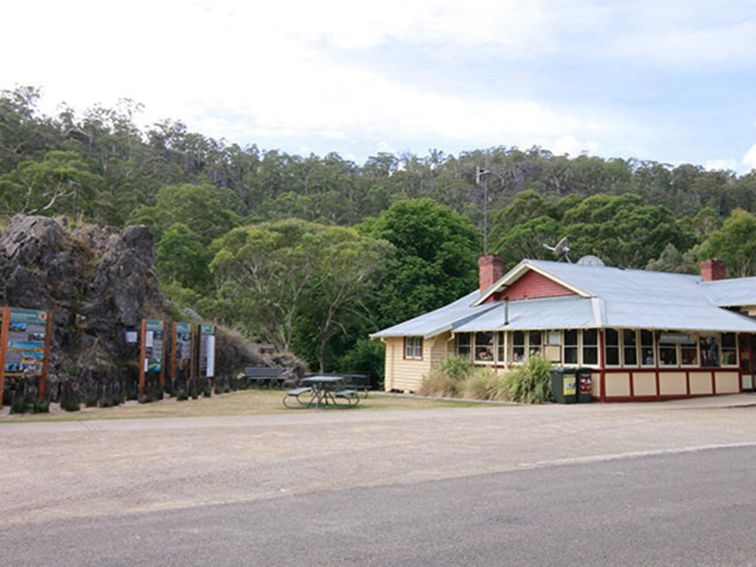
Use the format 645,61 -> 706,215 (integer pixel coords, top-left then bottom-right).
0,388 -> 481,423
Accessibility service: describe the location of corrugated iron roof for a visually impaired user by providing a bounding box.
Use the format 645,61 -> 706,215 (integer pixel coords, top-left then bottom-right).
372,260 -> 756,338
701,277 -> 756,307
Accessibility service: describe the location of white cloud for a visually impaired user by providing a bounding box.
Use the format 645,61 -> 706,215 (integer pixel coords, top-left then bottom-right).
0,0 -> 631,158
742,145 -> 756,172
550,135 -> 598,157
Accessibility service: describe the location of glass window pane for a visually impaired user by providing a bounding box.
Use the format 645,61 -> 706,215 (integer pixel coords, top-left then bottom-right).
659,346 -> 678,366
547,330 -> 561,345
583,329 -> 598,346
475,332 -> 494,362
583,347 -> 598,365
564,329 -> 578,346
582,329 -> 598,364
606,347 -> 620,366
681,345 -> 698,365
699,336 -> 719,367
606,329 -> 619,347
564,347 -> 578,364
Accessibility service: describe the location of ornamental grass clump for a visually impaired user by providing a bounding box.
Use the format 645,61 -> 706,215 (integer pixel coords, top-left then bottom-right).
418,355 -> 473,397
504,354 -> 552,403
460,367 -> 509,401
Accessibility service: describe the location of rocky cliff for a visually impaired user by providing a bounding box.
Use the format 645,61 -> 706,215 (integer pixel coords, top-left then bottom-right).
0,214 -> 301,408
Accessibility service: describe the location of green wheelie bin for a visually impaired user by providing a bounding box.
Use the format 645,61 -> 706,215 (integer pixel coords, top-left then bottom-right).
550,368 -> 577,404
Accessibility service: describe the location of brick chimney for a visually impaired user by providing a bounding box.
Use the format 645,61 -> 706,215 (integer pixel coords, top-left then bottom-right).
700,258 -> 727,281
478,254 -> 505,294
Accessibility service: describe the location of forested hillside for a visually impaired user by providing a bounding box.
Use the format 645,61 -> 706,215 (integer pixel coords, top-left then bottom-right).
1,86 -> 754,378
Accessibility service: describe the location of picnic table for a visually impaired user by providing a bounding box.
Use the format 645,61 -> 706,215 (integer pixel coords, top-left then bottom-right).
282,375 -> 360,409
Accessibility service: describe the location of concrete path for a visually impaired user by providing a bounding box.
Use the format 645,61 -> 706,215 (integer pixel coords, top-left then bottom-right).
3,394 -> 756,532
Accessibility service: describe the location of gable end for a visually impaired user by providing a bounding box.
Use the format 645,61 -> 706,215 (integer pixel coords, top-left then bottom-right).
495,269 -> 576,301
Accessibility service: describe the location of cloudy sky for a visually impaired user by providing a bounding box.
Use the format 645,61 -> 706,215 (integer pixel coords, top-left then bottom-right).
3,0 -> 756,171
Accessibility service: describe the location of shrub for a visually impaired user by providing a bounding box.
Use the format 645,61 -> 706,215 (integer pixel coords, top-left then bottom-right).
441,356 -> 474,382
460,367 -> 509,401
32,397 -> 50,413
60,382 -> 80,412
504,354 -> 552,403
418,368 -> 458,397
10,390 -> 31,414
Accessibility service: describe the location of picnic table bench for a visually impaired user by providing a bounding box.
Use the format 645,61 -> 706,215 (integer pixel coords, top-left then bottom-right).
282,376 -> 360,408
339,373 -> 370,397
244,366 -> 285,388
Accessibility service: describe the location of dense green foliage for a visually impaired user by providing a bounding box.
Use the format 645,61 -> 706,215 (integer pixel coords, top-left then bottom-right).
1,86 -> 755,377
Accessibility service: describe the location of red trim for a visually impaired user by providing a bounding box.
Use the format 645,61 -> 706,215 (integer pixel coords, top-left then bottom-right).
685,370 -> 690,396
602,393 -> 735,403
602,366 -> 739,373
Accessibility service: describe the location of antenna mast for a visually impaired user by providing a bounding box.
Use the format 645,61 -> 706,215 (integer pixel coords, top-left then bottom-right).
477,154 -> 491,254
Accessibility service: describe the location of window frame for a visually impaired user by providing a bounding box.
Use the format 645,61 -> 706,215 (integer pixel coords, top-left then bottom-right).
622,329 -> 639,367
680,333 -> 699,368
605,328 -> 621,367
474,331 -> 495,364
721,332 -> 739,367
582,329 -> 599,367
403,336 -> 423,360
640,329 -> 656,367
563,329 -> 579,365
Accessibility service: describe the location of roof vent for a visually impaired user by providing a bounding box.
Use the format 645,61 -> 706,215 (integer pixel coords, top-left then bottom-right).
577,255 -> 605,267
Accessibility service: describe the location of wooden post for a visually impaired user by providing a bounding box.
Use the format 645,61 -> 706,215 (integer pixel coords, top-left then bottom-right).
0,307 -> 10,407
189,324 -> 196,383
138,318 -> 147,397
39,310 -> 54,401
159,321 -> 166,390
170,323 -> 177,389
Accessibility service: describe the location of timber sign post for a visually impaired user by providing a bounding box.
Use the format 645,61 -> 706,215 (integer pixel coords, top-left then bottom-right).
170,322 -> 193,395
194,323 -> 215,394
0,307 -> 53,407
139,319 -> 166,399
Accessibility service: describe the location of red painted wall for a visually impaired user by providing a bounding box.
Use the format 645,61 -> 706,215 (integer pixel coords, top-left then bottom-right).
499,270 -> 575,300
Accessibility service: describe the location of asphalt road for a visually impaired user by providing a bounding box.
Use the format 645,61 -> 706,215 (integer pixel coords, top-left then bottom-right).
4,445 -> 756,566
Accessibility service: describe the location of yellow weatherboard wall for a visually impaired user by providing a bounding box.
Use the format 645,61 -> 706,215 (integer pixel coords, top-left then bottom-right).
383,333 -> 449,393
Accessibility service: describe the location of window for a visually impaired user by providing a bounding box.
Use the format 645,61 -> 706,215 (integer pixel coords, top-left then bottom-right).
404,336 -> 423,360
640,330 -> 655,366
680,334 -> 698,366
497,331 -> 505,363
722,333 -> 738,366
605,328 -> 620,366
582,329 -> 598,365
512,331 -> 526,363
528,331 -> 543,356
544,330 -> 562,363
475,332 -> 494,362
699,335 -> 719,367
546,330 -> 561,346
623,330 -> 638,366
659,334 -> 678,366
457,333 -> 471,359
564,329 -> 578,364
